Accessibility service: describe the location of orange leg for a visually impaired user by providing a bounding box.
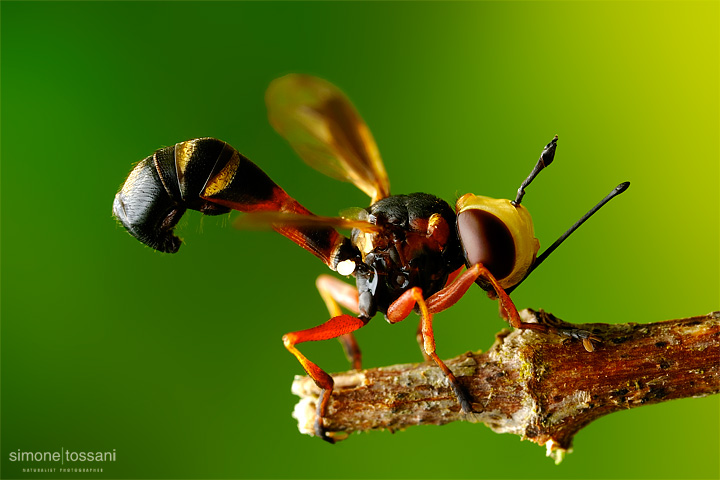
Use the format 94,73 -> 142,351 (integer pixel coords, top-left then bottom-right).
426,263 -> 546,330
426,263 -> 597,351
283,314 -> 368,442
415,322 -> 431,362
316,275 -> 362,370
386,287 -> 474,414
444,265 -> 465,289
412,265 -> 466,361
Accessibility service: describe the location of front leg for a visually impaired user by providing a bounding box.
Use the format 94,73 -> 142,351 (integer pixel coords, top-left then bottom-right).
426,263 -> 598,352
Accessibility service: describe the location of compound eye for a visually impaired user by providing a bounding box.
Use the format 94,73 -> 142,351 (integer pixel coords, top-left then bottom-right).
457,209 -> 515,281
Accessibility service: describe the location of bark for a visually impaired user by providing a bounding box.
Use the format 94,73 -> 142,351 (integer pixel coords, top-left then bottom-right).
291,309 -> 720,462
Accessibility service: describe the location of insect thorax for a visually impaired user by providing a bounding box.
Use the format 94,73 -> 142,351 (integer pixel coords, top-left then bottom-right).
352,193 -> 465,314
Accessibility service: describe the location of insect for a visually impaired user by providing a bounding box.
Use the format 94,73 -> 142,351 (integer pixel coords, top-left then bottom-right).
112,74 -> 629,442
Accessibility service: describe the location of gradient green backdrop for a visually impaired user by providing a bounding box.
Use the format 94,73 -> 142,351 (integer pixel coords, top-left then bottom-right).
2,1 -> 718,479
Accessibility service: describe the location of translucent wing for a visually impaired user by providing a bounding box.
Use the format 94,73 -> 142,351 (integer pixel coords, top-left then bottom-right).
233,211 -> 381,233
266,74 -> 391,204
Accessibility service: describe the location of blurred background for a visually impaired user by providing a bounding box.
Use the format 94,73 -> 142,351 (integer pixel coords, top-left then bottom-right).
2,2 -> 717,479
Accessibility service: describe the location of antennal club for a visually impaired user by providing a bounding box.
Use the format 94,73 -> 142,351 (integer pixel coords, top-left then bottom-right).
512,135 -> 558,206
507,181 -> 630,294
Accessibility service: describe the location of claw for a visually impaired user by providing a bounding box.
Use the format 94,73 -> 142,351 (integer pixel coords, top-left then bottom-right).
314,419 -> 336,444
314,391 -> 337,444
450,382 -> 474,414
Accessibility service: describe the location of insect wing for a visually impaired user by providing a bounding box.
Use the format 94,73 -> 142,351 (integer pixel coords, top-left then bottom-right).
266,74 -> 391,203
233,211 -> 381,233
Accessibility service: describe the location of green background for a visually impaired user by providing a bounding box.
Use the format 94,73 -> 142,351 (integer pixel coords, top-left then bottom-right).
2,1 -> 718,479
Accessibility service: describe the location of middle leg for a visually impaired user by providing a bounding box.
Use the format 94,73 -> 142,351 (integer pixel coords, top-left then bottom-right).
283,313 -> 368,442
386,287 -> 474,413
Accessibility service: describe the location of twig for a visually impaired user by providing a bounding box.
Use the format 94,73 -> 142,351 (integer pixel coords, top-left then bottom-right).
291,309 -> 720,462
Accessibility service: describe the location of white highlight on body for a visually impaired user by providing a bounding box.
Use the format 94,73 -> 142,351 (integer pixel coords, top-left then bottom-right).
336,259 -> 356,276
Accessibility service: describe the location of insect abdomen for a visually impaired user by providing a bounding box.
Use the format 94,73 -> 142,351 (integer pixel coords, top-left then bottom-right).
113,138 -> 283,253
113,138 -> 352,268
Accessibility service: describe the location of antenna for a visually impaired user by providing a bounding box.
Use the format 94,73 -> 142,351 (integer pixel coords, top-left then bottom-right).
513,135 -> 558,206
506,181 -> 630,294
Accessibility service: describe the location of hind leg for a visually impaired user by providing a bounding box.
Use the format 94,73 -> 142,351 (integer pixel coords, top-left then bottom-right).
316,275 -> 362,370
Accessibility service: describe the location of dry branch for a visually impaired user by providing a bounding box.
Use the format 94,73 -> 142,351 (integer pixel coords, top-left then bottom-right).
291,309 -> 720,462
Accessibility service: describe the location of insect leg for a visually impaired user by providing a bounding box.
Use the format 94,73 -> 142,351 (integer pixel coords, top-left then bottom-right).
386,288 -> 474,414
414,322 -> 431,362
427,264 -> 598,351
282,314 -> 368,442
428,263 -> 545,331
316,275 -> 362,370
412,265 -> 466,362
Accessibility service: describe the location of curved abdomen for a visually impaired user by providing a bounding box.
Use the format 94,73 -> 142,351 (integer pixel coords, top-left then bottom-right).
112,138 -> 350,268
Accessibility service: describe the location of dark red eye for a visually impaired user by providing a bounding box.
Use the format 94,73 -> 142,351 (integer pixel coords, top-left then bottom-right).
457,209 -> 515,281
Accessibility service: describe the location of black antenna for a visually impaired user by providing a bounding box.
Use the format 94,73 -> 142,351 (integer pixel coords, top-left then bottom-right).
506,181 -> 630,294
513,135 -> 558,206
